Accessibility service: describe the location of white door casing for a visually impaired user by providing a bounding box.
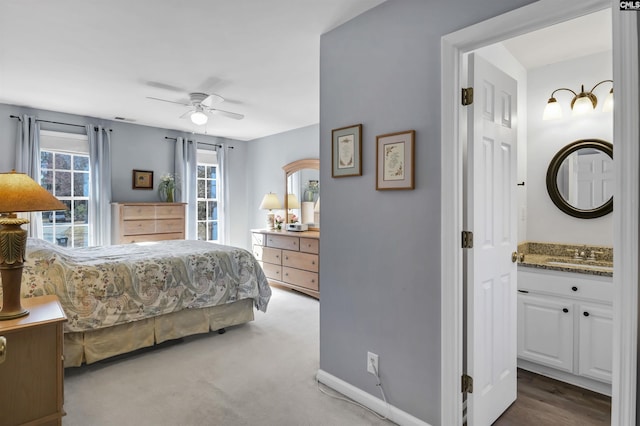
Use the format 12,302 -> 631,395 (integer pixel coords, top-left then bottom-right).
441,2 -> 638,426
465,53 -> 518,425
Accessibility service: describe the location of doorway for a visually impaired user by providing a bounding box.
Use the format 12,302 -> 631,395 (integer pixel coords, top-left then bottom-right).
440,1 -> 639,425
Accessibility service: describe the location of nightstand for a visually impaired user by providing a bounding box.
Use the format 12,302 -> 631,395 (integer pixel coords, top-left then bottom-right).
0,295 -> 67,425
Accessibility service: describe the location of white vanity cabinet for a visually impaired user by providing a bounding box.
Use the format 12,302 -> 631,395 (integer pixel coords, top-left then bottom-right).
517,268 -> 613,394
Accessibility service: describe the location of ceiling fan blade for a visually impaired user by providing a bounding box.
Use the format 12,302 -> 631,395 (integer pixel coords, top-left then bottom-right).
207,107 -> 244,120
201,93 -> 224,107
179,109 -> 195,119
146,96 -> 190,106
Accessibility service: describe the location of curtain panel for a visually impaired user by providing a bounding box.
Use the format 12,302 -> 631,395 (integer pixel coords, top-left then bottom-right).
87,125 -> 112,246
14,114 -> 43,237
175,137 -> 197,240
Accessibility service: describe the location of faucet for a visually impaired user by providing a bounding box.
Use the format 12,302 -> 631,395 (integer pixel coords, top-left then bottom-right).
566,248 -> 581,260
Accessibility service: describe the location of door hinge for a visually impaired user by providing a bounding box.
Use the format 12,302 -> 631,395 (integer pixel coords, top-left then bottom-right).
462,374 -> 474,393
462,87 -> 474,106
461,230 -> 473,249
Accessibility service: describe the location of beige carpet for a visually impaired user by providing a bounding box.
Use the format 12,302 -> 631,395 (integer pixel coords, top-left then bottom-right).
63,287 -> 395,426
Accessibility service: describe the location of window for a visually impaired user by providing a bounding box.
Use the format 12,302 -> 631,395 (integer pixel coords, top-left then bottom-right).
40,131 -> 90,248
197,158 -> 218,242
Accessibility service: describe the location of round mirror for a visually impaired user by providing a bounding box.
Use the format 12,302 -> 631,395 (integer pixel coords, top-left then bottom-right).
546,139 -> 613,219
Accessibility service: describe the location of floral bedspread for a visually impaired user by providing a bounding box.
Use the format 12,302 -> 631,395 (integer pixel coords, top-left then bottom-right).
13,238 -> 271,333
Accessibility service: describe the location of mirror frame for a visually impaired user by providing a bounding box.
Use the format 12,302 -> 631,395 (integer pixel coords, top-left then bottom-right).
283,158 -> 319,230
545,138 -> 613,219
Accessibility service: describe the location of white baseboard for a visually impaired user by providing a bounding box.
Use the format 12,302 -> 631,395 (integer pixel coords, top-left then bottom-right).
517,359 -> 612,397
316,369 -> 432,426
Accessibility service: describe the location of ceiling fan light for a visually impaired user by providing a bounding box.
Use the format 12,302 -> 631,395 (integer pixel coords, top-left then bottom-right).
542,97 -> 562,120
190,111 -> 208,125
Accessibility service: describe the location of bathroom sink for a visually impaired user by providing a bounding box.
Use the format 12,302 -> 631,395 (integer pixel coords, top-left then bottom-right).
546,261 -> 613,272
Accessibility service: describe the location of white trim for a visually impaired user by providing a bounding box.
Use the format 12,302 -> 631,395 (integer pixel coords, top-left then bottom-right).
316,369 -> 432,426
611,8 -> 639,426
517,360 -> 611,397
440,1 -> 636,425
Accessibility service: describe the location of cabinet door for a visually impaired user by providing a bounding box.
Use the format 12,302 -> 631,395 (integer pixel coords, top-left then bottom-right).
578,304 -> 613,383
517,294 -> 574,372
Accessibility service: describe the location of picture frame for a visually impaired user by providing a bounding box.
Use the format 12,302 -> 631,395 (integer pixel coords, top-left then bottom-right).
332,124 -> 362,177
132,169 -> 154,189
376,130 -> 415,190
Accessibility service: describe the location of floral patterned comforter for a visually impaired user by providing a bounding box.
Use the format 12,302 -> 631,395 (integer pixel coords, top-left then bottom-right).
15,238 -> 271,333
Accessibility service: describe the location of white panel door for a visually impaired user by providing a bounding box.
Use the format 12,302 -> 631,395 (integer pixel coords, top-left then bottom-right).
517,293 -> 574,372
466,53 -> 518,426
578,303 -> 613,383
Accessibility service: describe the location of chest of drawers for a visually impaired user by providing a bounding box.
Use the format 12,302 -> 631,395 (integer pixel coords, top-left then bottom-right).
252,229 -> 319,298
112,202 -> 186,244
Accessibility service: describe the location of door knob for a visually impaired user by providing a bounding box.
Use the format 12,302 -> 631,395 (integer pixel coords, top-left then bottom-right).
0,336 -> 6,364
511,252 -> 525,263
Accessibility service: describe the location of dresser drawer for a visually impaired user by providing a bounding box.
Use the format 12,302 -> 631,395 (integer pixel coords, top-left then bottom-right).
518,269 -> 613,304
283,267 -> 318,291
122,233 -> 184,244
122,205 -> 156,220
155,219 -> 184,233
156,205 -> 184,219
123,220 -> 155,235
300,238 -> 319,254
252,233 -> 265,246
261,262 -> 282,281
283,250 -> 318,272
266,235 -> 299,251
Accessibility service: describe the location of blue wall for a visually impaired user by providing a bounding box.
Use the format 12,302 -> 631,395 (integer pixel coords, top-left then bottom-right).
318,1 -> 536,423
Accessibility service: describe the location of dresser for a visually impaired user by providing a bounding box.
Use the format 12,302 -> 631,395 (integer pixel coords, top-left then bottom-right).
112,202 -> 186,244
252,229 -> 319,298
0,295 -> 67,425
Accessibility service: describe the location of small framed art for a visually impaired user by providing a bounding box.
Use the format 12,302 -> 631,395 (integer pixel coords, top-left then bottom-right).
376,130 -> 415,190
132,169 -> 154,189
332,124 -> 362,177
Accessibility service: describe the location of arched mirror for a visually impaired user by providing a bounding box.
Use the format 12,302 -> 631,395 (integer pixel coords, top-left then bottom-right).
546,139 -> 613,219
283,159 -> 319,230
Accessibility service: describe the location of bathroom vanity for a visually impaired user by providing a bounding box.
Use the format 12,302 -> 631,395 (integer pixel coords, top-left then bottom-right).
517,246 -> 613,396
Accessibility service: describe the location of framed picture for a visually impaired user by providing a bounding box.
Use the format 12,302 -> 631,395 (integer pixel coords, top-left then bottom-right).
376,130 -> 415,190
132,169 -> 154,189
332,124 -> 362,177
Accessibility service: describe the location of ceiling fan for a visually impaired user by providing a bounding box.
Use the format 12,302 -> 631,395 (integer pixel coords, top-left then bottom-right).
147,92 -> 244,125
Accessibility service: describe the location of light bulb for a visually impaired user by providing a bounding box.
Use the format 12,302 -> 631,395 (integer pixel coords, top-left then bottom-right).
602,89 -> 614,113
190,111 -> 208,125
571,94 -> 595,116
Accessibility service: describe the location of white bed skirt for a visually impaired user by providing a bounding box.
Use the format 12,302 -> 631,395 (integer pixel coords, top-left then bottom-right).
64,298 -> 255,367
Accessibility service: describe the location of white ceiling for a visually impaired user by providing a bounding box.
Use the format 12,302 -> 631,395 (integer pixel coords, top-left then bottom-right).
0,4 -> 611,141
0,0 -> 385,141
502,8 -> 611,70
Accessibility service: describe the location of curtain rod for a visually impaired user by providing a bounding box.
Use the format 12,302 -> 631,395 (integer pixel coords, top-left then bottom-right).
164,136 -> 234,149
10,115 -> 112,132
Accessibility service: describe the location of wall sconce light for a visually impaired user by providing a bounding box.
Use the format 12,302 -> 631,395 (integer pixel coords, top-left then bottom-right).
543,79 -> 613,120
259,193 -> 281,231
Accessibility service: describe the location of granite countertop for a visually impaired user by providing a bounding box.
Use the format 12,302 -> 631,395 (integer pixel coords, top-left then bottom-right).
517,241 -> 613,277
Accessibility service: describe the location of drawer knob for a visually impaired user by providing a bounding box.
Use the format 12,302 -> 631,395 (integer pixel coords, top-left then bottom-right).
285,256 -> 288,260
571,286 -> 578,292
562,308 -> 569,313
583,311 -> 590,317
312,261 -> 315,265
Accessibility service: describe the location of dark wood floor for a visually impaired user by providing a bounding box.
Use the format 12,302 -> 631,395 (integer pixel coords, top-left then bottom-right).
493,369 -> 611,426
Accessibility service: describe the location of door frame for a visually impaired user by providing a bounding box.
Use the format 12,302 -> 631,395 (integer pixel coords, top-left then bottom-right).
440,1 -> 638,425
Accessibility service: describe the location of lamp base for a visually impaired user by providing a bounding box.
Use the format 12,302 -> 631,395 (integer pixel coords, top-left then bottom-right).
0,216 -> 29,321
0,308 -> 29,320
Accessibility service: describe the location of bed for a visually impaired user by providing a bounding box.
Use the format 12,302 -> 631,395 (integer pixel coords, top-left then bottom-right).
14,238 -> 271,367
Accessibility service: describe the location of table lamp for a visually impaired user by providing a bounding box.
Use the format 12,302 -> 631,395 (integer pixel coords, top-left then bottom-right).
259,193 -> 281,231
0,170 -> 67,320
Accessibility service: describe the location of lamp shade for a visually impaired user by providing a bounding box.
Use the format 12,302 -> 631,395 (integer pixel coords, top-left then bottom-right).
571,94 -> 595,116
0,170 -> 67,213
542,98 -> 562,120
259,193 -> 281,210
602,89 -> 614,113
287,193 -> 300,209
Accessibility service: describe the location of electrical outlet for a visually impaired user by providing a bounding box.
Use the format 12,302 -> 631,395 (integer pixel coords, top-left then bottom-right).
367,351 -> 379,376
